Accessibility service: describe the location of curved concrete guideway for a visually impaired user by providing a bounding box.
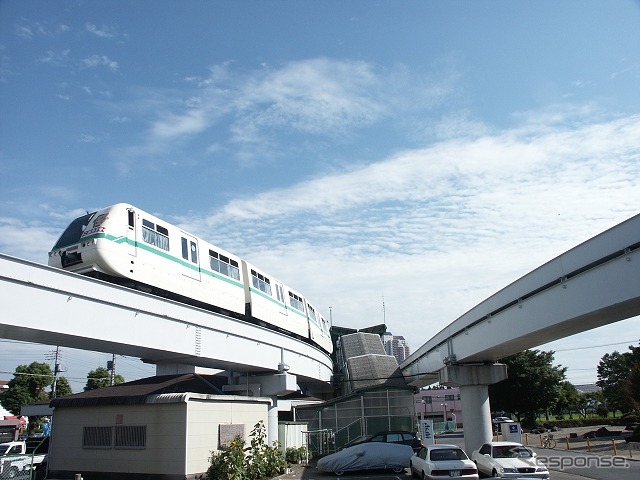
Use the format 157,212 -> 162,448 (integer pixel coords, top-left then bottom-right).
401,212 -> 640,452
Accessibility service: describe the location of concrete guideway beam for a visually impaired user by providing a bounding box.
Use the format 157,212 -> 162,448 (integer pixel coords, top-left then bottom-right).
0,254 -> 333,385
402,212 -> 640,386
440,364 -> 507,453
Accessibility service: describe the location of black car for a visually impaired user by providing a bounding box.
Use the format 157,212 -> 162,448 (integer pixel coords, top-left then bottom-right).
344,430 -> 423,452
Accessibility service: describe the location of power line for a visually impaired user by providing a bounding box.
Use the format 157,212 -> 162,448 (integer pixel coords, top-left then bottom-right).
553,339 -> 639,353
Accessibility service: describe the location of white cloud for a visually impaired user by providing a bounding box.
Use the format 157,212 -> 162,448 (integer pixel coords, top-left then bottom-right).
151,109 -> 208,139
81,54 -> 119,72
38,49 -> 71,66
125,58 -> 456,161
85,23 -> 117,39
166,112 -> 640,370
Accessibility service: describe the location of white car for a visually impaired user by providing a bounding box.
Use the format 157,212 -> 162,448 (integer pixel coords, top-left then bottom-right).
492,416 -> 515,424
316,442 -> 413,476
470,441 -> 549,479
409,444 -> 479,479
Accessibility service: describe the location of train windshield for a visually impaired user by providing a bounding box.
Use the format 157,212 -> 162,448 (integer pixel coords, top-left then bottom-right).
52,211 -> 97,249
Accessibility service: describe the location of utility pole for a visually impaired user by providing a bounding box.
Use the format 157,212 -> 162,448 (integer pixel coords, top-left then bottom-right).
107,354 -> 116,386
47,346 -> 62,398
382,295 -> 386,325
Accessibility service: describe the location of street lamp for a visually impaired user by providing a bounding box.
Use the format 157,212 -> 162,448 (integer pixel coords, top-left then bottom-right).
440,403 -> 447,425
421,398 -> 426,421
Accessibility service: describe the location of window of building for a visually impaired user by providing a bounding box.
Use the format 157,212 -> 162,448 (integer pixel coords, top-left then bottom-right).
82,426 -> 113,448
445,394 -> 455,402
115,425 -> 146,449
82,425 -> 147,449
251,270 -> 272,295
209,250 -> 240,280
142,219 -> 169,251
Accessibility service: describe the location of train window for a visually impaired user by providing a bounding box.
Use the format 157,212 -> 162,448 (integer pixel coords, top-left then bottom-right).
190,241 -> 197,263
251,269 -> 272,295
91,213 -> 108,228
289,292 -> 305,312
128,210 -> 135,228
209,250 -> 240,280
181,238 -> 189,260
307,304 -> 318,322
276,284 -> 285,303
142,219 -> 170,251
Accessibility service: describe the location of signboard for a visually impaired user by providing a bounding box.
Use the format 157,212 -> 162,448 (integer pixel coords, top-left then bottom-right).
420,420 -> 434,445
500,422 -> 522,443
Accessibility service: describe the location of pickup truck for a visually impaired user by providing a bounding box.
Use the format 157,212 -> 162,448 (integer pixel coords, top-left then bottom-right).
0,437 -> 48,479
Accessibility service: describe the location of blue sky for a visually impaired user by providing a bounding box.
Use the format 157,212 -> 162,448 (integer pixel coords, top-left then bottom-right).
1,1 -> 640,393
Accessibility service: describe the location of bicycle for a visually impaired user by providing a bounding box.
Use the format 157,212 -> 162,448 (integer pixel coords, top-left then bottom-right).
542,433 -> 556,448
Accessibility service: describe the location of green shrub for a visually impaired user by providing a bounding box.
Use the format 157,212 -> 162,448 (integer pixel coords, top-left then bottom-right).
207,421 -> 285,480
207,436 -> 246,480
285,446 -> 308,464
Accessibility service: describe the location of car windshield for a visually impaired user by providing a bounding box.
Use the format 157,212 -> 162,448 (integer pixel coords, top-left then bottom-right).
492,445 -> 532,458
430,448 -> 467,461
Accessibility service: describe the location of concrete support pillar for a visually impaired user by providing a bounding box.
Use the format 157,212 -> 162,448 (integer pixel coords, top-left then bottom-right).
268,397 -> 279,445
459,384 -> 492,454
439,363 -> 507,454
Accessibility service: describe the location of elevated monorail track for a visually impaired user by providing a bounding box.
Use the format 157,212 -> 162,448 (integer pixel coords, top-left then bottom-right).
402,212 -> 640,386
0,253 -> 333,390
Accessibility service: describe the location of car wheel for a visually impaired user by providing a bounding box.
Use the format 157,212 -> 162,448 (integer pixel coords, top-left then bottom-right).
410,465 -> 417,478
492,468 -> 499,477
422,471 -> 427,480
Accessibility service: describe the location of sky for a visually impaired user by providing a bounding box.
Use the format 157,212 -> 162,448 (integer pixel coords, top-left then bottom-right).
1,0 -> 640,394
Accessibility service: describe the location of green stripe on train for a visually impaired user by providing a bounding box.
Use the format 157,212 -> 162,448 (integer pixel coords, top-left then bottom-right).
64,233 -> 244,289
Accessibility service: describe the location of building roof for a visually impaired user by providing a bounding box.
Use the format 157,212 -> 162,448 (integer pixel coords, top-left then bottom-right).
574,383 -> 602,394
49,373 -> 226,408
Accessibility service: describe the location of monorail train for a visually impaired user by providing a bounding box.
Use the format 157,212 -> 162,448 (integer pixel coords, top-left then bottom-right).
48,203 -> 333,354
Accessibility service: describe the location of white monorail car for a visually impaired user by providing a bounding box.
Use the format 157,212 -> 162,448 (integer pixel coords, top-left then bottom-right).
48,203 -> 333,354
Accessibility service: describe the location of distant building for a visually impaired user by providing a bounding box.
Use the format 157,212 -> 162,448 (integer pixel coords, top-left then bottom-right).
381,332 -> 411,363
574,383 -> 601,395
414,386 -> 462,427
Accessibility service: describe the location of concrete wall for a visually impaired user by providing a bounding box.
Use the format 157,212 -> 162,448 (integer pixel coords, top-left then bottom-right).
185,398 -> 268,475
49,397 -> 269,479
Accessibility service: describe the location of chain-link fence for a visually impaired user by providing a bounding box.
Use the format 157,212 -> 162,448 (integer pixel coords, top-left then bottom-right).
0,454 -> 36,480
0,436 -> 48,480
296,387 -> 416,455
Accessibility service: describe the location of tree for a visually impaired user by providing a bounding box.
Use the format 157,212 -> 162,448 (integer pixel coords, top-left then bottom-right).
624,363 -> 640,411
84,367 -> 124,391
488,350 -> 566,427
596,344 -> 640,413
554,381 -> 581,419
0,362 -> 53,416
51,376 -> 73,398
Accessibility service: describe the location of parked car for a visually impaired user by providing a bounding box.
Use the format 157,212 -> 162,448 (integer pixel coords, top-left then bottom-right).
409,444 -> 479,479
492,416 -> 515,424
317,442 -> 413,476
343,430 -> 423,452
0,437 -> 48,479
470,441 -> 549,479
